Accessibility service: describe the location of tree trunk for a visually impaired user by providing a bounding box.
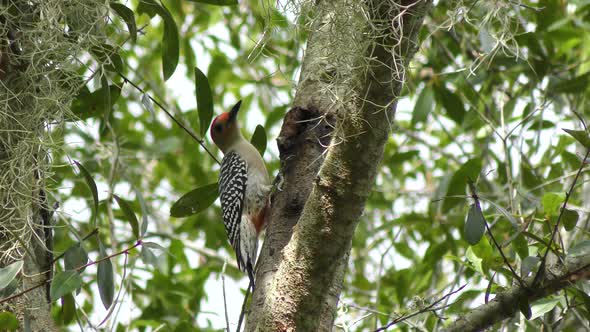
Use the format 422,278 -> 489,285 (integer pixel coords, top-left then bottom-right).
0,1 -> 106,330
247,0 -> 431,330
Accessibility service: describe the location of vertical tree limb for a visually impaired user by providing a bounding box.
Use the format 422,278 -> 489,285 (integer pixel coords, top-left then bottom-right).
247,0 -> 431,330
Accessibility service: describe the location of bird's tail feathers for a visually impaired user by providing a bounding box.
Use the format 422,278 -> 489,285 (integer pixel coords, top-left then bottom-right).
239,216 -> 259,287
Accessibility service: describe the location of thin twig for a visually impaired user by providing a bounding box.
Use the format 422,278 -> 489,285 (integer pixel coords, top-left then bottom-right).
483,219 -> 526,288
105,129 -> 120,249
0,240 -> 142,305
50,228 -> 99,264
0,280 -> 46,305
434,265 -> 465,330
75,240 -> 142,272
533,148 -> 590,286
373,241 -> 395,330
374,284 -> 467,331
116,72 -> 220,164
222,260 -> 230,332
236,280 -> 253,332
468,180 -> 526,288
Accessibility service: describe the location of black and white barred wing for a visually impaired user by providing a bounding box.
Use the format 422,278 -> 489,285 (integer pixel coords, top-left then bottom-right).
218,151 -> 248,270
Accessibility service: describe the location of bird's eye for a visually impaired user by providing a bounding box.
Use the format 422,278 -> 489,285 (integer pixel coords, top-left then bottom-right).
214,123 -> 223,132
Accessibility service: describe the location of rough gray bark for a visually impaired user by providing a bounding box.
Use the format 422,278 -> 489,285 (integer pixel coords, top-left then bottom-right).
22,200 -> 56,332
0,19 -> 57,332
444,251 -> 590,332
0,178 -> 55,332
247,0 -> 431,330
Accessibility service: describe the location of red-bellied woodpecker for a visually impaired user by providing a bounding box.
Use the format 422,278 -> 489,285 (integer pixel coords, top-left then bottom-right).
210,100 -> 270,286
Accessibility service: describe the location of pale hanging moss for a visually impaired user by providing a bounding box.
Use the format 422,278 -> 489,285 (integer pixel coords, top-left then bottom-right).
255,0 -> 527,145
439,0 -> 526,73
0,0 -> 109,278
285,0 -> 418,150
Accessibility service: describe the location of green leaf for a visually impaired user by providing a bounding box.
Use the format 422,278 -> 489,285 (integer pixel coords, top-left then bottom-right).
110,2 -> 137,43
90,44 -> 123,72
74,161 -> 99,227
0,311 -> 18,331
465,203 -> 486,245
170,183 -> 219,217
471,235 -> 493,260
161,4 -> 179,80
101,75 -> 111,126
250,125 -> 267,157
50,271 -> 83,302
551,73 -> 590,94
465,247 -> 484,276
519,297 -> 532,320
572,287 -> 590,317
389,150 -> 419,165
97,240 -> 114,310
194,67 -> 213,138
443,158 -> 482,212
542,192 -> 565,216
0,260 -> 23,291
568,240 -> 590,258
484,199 -> 519,228
113,195 -> 140,239
437,86 -> 466,124
132,185 -> 149,237
64,243 -> 88,272
61,293 -> 76,324
530,297 -> 561,320
141,93 -> 155,120
71,84 -> 121,120
562,208 -> 578,231
562,150 -> 581,169
186,0 -> 238,5
412,86 -> 434,125
143,241 -> 167,252
520,256 -> 540,278
513,234 -> 529,260
137,0 -> 179,80
141,246 -> 159,268
0,279 -> 18,298
184,39 -> 196,77
563,129 -> 590,148
141,242 -> 167,271
521,163 -> 541,189
174,321 -> 194,332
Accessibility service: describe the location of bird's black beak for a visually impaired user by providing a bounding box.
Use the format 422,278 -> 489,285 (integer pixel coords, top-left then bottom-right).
228,100 -> 242,122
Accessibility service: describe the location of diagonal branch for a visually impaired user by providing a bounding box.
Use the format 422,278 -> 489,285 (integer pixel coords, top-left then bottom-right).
443,252 -> 590,332
116,72 -> 220,164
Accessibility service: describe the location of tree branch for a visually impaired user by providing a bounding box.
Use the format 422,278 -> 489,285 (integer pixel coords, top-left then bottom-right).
117,72 -> 220,164
246,0 -> 432,330
443,251 -> 590,332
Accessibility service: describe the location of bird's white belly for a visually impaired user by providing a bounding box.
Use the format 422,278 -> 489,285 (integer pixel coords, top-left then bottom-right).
244,167 -> 270,215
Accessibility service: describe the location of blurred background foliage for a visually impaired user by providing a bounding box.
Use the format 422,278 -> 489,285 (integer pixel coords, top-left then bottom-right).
19,0 -> 590,330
